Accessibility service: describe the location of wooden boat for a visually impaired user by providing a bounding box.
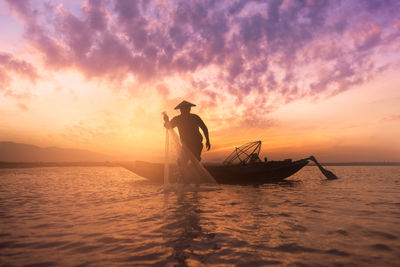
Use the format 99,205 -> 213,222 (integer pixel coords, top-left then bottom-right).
121,141 -> 338,184
121,158 -> 309,185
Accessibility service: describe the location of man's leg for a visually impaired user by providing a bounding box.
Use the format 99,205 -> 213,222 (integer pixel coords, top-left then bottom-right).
179,142 -> 203,183
177,147 -> 190,183
191,142 -> 203,161
188,143 -> 203,185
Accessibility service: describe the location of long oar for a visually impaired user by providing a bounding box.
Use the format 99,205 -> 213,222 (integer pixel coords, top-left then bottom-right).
308,156 -> 338,180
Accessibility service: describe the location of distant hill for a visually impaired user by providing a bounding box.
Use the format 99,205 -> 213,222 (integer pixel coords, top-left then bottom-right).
0,141 -> 113,162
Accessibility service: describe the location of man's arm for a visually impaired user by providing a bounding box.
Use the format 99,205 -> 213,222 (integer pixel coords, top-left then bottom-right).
165,116 -> 178,129
197,116 -> 211,151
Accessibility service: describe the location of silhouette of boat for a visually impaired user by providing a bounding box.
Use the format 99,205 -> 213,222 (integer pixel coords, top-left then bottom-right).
122,158 -> 309,185
121,141 -> 310,185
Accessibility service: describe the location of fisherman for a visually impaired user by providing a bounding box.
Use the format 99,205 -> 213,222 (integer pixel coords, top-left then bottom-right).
164,100 -> 211,162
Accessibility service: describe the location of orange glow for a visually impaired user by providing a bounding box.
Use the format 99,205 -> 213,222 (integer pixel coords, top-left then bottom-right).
1,1 -> 400,163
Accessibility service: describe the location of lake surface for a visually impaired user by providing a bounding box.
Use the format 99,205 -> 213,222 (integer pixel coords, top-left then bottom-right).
1,166 -> 399,266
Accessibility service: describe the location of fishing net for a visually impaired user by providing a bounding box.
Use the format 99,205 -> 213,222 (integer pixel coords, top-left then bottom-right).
164,123 -> 216,186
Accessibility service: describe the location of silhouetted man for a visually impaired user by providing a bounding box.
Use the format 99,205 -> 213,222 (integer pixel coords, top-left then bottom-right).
164,100 -> 210,161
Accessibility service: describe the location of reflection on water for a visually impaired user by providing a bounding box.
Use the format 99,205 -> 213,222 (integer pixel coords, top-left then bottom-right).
0,166 -> 400,266
163,191 -> 216,265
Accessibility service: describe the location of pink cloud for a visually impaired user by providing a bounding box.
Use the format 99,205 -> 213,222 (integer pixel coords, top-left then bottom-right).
0,68 -> 11,89
0,52 -> 38,83
17,103 -> 28,111
0,52 -> 37,109
347,21 -> 383,51
82,0 -> 109,31
156,84 -> 169,97
382,114 -> 400,122
4,0 -> 400,126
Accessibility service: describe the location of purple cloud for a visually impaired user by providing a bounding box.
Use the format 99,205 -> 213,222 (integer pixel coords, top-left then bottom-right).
4,0 -> 33,19
0,68 -> 11,89
83,0 -> 108,31
0,52 -> 38,83
4,0 -> 400,125
0,52 -> 37,111
0,52 -> 38,107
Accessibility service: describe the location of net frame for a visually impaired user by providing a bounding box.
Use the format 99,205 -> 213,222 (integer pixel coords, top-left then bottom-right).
222,141 -> 262,165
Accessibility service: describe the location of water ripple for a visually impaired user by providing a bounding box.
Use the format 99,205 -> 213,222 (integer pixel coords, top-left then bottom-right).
0,166 -> 400,266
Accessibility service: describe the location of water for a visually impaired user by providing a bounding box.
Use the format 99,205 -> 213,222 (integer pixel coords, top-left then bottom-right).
1,166 -> 399,266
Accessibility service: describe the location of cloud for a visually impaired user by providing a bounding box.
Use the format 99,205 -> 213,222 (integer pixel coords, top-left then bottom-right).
0,68 -> 11,89
17,103 -> 29,111
0,52 -> 37,107
82,0 -> 109,31
382,114 -> 400,122
4,0 -> 33,19
0,52 -> 39,111
0,52 -> 38,83
4,0 -> 400,126
61,117 -> 118,145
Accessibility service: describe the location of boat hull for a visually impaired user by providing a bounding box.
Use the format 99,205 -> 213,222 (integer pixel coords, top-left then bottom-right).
121,159 -> 309,185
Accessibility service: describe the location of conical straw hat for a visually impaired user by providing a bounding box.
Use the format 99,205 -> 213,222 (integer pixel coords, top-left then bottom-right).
174,100 -> 196,109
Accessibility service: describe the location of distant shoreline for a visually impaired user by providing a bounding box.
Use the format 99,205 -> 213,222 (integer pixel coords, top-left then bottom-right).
1,161 -> 400,169
308,162 -> 400,166
0,162 -> 124,169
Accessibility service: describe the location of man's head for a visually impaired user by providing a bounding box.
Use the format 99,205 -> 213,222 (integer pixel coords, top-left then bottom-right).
179,106 -> 191,114
174,100 -> 196,115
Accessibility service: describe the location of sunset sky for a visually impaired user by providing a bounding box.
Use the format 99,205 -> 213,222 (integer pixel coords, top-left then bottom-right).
1,0 -> 399,162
